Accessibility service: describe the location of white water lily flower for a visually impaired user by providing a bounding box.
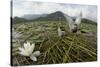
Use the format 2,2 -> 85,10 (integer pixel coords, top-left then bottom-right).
30,51 -> 41,61
18,42 -> 41,61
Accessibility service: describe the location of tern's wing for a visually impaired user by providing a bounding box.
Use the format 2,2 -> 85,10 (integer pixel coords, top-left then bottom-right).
64,14 -> 75,30
75,12 -> 82,25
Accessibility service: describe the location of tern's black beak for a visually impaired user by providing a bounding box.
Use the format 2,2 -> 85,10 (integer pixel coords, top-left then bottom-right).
72,28 -> 77,33
72,24 -> 78,33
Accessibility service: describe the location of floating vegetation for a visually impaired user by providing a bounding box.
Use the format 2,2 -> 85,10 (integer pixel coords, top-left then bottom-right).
11,21 -> 97,66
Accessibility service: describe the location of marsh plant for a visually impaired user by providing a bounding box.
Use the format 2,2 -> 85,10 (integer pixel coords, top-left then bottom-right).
18,42 -> 41,61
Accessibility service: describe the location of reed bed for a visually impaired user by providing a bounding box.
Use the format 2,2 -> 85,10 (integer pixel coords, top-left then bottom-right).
11,21 -> 97,66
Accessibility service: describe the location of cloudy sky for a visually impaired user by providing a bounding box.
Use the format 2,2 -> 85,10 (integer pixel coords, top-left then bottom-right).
12,0 -> 97,21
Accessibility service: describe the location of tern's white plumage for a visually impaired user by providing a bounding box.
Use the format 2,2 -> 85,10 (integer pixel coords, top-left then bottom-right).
58,27 -> 65,36
64,11 -> 82,33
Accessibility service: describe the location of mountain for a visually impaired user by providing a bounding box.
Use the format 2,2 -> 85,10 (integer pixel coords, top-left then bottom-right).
81,18 -> 97,25
12,17 -> 28,23
34,11 -> 97,24
34,11 -> 66,21
22,14 -> 47,20
12,11 -> 97,25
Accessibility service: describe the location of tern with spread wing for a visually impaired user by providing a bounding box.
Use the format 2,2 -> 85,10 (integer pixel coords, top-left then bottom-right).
64,12 -> 82,33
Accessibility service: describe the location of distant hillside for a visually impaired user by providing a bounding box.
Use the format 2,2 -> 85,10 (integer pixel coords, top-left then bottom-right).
22,14 -> 47,20
12,11 -> 97,25
81,18 -> 97,25
34,11 -> 96,23
12,17 -> 28,24
34,11 -> 66,21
